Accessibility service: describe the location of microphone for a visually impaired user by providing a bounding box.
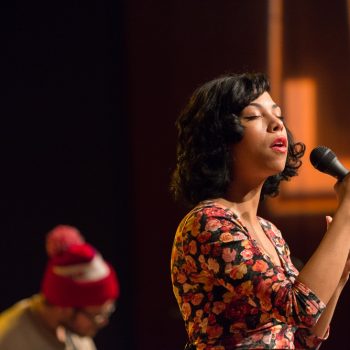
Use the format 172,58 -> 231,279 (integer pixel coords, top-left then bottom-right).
310,146 -> 349,181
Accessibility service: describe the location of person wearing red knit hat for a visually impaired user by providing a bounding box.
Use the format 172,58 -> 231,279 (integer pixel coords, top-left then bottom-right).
0,225 -> 120,350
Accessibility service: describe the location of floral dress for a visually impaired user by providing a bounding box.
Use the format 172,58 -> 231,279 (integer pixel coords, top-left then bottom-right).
170,200 -> 328,349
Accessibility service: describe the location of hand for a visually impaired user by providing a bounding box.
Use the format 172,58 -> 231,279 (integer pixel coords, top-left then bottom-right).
334,173 -> 350,205
326,215 -> 350,286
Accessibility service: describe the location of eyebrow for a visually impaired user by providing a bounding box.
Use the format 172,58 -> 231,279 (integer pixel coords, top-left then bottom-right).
248,102 -> 280,109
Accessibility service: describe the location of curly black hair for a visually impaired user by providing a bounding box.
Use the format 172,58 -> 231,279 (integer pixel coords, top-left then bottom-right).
170,73 -> 305,207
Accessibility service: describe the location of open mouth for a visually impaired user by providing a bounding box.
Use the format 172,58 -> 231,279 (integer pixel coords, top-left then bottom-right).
270,137 -> 287,153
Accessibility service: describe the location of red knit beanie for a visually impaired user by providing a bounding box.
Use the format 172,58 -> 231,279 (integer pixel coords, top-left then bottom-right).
41,225 -> 120,307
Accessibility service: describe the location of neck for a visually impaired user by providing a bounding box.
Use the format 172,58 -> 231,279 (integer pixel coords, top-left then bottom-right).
223,181 -> 263,223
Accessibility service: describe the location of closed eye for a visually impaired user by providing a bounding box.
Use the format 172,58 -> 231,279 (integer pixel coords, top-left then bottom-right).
241,115 -> 262,121
241,115 -> 285,122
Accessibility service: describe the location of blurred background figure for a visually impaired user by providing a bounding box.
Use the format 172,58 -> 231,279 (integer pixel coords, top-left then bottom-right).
0,225 -> 120,350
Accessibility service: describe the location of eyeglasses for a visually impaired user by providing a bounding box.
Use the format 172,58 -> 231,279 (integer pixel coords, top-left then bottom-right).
75,304 -> 116,325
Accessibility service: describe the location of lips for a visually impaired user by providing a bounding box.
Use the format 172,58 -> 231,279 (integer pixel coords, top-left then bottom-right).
270,137 -> 287,153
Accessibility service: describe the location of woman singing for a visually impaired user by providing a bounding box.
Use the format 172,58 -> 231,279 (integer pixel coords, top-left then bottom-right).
170,73 -> 350,349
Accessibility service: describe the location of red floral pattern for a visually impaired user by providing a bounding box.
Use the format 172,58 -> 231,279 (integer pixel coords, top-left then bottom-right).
171,200 -> 327,349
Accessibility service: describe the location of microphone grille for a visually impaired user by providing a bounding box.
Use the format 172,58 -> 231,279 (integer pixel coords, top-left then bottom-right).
309,145 -> 336,170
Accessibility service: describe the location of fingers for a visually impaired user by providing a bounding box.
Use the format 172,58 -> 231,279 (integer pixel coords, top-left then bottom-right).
326,215 -> 333,227
326,215 -> 333,229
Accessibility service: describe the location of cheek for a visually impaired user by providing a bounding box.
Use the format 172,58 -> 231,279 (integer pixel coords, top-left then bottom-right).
237,130 -> 263,155
71,315 -> 96,333
241,124 -> 264,144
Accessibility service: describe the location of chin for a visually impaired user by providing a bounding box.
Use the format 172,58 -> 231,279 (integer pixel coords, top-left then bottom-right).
270,160 -> 286,174
77,329 -> 97,338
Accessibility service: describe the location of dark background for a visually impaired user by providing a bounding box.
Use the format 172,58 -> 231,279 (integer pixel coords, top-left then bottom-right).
1,1 -> 350,349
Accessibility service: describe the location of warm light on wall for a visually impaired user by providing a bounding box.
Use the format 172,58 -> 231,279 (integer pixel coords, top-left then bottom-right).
282,78 -> 333,196
266,0 -> 350,215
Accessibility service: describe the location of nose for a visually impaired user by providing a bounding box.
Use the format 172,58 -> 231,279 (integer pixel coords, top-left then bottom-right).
267,115 -> 284,132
